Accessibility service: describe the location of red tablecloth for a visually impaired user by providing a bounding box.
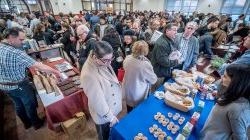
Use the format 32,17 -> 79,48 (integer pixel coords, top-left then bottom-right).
45,90 -> 89,131
30,58 -> 89,131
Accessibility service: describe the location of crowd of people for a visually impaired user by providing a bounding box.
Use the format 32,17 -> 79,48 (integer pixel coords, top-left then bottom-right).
0,10 -> 250,140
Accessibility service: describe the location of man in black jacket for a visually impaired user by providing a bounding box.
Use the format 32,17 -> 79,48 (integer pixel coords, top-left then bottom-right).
76,24 -> 97,70
60,22 -> 77,65
151,23 -> 181,79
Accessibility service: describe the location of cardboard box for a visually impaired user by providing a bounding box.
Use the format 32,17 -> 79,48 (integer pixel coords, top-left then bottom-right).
61,112 -> 87,139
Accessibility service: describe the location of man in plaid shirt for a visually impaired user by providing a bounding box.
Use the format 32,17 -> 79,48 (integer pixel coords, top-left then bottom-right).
0,28 -> 61,130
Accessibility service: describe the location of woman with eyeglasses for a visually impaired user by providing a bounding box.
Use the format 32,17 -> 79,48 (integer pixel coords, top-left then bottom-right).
80,41 -> 122,140
200,64 -> 250,140
122,40 -> 157,113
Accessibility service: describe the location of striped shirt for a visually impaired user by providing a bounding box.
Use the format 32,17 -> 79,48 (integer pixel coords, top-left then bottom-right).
0,43 -> 36,91
179,36 -> 189,61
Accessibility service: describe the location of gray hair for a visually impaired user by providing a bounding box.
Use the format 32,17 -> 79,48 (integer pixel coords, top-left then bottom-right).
76,24 -> 90,35
186,21 -> 198,28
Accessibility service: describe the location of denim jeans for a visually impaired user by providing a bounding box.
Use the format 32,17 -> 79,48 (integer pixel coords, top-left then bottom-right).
95,122 -> 110,140
6,80 -> 41,127
199,34 -> 214,56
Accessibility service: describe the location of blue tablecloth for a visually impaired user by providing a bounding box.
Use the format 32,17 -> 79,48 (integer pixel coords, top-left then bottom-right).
110,83 -> 215,140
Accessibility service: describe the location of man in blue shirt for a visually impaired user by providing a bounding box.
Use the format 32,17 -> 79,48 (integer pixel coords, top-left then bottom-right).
0,28 -> 61,130
175,21 -> 199,71
90,11 -> 100,31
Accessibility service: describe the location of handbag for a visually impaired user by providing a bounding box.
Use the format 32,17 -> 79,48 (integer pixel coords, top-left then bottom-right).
117,68 -> 125,82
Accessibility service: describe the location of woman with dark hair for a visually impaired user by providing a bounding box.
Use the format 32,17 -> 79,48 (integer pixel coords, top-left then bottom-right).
33,23 -> 54,45
122,29 -> 137,56
60,22 -> 77,65
102,26 -> 124,74
200,64 -> 250,140
80,41 -> 122,140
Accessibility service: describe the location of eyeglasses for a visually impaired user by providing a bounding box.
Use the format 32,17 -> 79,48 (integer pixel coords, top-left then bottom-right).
187,27 -> 194,30
98,56 -> 115,64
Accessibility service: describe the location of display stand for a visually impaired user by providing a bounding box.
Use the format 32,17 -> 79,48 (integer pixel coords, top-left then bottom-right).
29,58 -> 89,131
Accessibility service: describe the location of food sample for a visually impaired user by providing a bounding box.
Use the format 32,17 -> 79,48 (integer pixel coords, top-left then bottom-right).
55,62 -> 73,72
168,112 -> 173,118
192,71 -> 215,84
59,83 -> 75,91
175,77 -> 197,89
40,74 -> 53,93
171,129 -> 177,134
73,79 -> 81,85
173,113 -> 180,120
33,75 -> 44,90
154,115 -> 160,120
162,120 -> 168,126
71,75 -> 80,81
164,83 -> 190,96
172,69 -> 193,78
62,87 -> 79,96
48,76 -> 61,96
149,124 -> 167,139
164,91 -> 195,112
134,133 -> 148,140
178,117 -> 186,125
149,127 -> 154,133
57,80 -> 72,87
65,70 -> 77,77
182,99 -> 192,106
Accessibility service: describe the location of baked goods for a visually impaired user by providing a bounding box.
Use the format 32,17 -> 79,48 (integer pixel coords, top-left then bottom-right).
63,87 -> 79,96
173,113 -> 180,120
64,70 -> 77,77
55,62 -> 73,72
154,113 -> 170,127
172,70 -> 193,78
154,91 -> 165,99
59,83 -> 75,91
57,79 -> 81,96
175,77 -> 197,89
57,80 -> 72,87
134,133 -> 148,140
73,79 -> 81,85
164,83 -> 190,96
40,74 -> 53,93
192,71 -> 215,84
71,76 -> 80,81
164,91 -> 195,112
148,124 -> 166,139
48,76 -> 61,96
167,112 -> 173,118
33,75 -> 44,90
178,117 -> 185,125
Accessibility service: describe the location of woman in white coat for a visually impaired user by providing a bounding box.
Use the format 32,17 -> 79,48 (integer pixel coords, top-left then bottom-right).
80,41 -> 122,140
123,40 -> 157,113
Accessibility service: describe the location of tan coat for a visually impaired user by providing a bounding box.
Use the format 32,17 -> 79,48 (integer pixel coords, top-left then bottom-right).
80,54 -> 122,125
122,55 -> 157,107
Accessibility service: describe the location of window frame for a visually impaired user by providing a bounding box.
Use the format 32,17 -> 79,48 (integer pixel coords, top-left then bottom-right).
165,0 -> 199,15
